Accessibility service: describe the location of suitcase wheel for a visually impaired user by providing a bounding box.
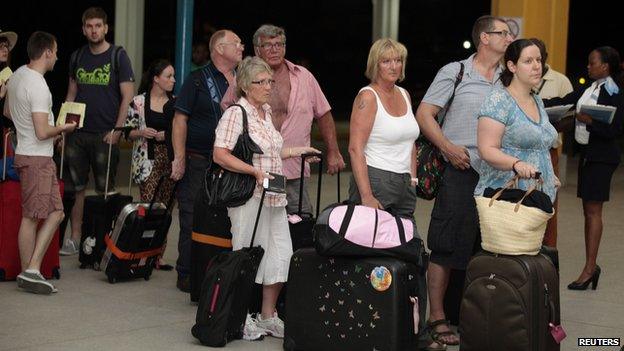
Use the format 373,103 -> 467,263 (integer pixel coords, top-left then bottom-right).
79,263 -> 87,269
0,269 -> 5,281
144,274 -> 151,281
53,268 -> 61,280
107,275 -> 117,284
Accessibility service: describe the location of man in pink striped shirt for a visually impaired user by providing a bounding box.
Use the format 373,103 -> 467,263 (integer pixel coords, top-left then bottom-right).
222,24 -> 345,214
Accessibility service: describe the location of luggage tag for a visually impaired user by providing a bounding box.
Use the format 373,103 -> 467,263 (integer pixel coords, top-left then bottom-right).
409,296 -> 419,334
549,323 -> 566,343
288,214 -> 303,224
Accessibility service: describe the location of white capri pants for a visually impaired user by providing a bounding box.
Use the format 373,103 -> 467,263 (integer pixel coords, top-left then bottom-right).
228,196 -> 293,285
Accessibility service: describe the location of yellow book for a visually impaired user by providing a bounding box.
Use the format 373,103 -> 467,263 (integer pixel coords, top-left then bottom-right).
57,102 -> 86,128
0,67 -> 12,83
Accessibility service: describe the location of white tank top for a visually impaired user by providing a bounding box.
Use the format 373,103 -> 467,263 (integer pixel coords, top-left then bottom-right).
360,86 -> 420,174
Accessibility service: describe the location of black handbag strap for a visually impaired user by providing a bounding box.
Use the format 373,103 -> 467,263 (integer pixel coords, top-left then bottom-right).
338,203 -> 356,237
394,216 -> 407,244
438,62 -> 465,126
230,104 -> 250,134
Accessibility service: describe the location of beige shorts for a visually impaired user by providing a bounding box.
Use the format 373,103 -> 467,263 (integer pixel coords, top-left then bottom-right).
13,155 -> 63,219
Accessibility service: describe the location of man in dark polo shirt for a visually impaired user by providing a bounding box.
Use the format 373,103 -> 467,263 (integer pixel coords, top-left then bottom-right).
170,29 -> 243,292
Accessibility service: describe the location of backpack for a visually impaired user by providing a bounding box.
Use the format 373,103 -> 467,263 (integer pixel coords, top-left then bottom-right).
69,44 -> 123,81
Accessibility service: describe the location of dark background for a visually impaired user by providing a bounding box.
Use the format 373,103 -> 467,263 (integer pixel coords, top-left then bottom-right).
2,0 -> 623,119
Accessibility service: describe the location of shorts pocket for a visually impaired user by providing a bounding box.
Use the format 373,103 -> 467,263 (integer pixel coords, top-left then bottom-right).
427,213 -> 456,254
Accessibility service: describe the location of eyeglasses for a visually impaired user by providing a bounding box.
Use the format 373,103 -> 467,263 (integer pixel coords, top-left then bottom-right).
486,30 -> 514,38
251,79 -> 275,87
220,42 -> 244,49
258,42 -> 285,50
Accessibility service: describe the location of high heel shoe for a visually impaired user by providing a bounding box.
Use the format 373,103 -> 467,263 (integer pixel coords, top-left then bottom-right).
567,265 -> 601,290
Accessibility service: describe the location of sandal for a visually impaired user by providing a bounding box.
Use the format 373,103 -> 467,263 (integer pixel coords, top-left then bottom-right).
425,340 -> 447,351
155,260 -> 174,271
428,319 -> 459,346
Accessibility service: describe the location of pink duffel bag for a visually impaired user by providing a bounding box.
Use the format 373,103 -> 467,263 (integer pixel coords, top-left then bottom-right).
313,204 -> 426,267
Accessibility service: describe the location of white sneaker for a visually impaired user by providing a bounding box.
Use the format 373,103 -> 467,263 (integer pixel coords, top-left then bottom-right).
16,270 -> 57,294
59,238 -> 79,256
243,314 -> 266,341
255,312 -> 284,338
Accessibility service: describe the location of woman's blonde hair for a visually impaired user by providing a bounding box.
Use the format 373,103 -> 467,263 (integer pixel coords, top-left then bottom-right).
236,56 -> 273,98
365,38 -> 408,82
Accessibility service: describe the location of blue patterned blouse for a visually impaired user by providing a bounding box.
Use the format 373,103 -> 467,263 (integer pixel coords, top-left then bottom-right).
474,88 -> 558,202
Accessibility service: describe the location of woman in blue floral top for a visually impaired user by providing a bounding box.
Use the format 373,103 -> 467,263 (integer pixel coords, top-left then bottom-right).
476,39 -> 560,203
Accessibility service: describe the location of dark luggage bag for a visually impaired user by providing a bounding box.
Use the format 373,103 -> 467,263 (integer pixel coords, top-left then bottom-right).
459,250 -> 564,351
190,188 -> 232,303
79,127 -> 133,269
284,248 -> 425,351
100,177 -> 177,283
192,188 -> 271,347
288,153 -> 324,251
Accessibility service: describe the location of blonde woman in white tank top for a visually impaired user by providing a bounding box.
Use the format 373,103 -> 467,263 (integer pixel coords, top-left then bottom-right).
347,38 -> 432,349
348,38 -> 420,212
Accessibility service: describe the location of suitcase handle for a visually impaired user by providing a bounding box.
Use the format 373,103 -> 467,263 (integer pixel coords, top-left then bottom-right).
2,129 -> 11,181
145,175 -> 178,217
298,152 -> 322,217
104,127 -> 136,200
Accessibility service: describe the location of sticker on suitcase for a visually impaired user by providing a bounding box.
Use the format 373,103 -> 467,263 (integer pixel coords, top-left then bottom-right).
370,266 -> 392,291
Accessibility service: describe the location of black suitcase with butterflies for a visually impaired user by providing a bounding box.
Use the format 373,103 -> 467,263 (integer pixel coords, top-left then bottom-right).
283,248 -> 426,351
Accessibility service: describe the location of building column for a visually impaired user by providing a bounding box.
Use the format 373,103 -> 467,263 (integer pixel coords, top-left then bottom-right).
174,0 -> 194,94
372,0 -> 400,41
114,0 -> 145,92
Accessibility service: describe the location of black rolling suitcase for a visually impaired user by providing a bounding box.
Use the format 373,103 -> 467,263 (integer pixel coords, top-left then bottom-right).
100,177 -> 177,283
190,188 -> 232,302
284,248 -> 424,351
79,127 -> 133,269
192,188 -> 271,347
459,250 -> 564,351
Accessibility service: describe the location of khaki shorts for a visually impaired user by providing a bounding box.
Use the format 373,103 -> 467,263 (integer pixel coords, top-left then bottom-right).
13,155 -> 63,219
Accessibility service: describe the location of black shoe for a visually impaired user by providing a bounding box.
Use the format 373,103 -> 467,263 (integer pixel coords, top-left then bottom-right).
177,275 -> 191,293
567,265 -> 601,290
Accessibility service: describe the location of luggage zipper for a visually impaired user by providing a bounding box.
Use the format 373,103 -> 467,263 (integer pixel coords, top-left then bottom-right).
210,280 -> 221,314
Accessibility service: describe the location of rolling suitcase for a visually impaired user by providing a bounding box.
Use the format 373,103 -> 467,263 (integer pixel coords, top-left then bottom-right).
191,188 -> 270,347
283,248 -> 424,351
100,176 -> 177,283
459,250 -> 564,351
190,186 -> 232,302
79,127 -> 133,269
0,130 -> 62,281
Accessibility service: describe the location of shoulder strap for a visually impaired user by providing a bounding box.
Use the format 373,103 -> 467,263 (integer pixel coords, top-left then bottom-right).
70,46 -> 87,78
230,103 -> 249,133
439,62 -> 465,126
110,45 -> 123,75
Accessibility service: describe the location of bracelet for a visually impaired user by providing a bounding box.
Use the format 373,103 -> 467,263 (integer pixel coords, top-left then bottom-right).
512,159 -> 522,174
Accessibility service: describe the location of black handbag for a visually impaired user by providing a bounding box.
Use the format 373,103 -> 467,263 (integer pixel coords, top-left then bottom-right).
205,104 -> 263,208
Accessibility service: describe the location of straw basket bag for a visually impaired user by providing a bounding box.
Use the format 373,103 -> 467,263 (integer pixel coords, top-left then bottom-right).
475,176 -> 554,255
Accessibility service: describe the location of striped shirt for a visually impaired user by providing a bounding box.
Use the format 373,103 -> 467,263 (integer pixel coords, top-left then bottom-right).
421,54 -> 504,165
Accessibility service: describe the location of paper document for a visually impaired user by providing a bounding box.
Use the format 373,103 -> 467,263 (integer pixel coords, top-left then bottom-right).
580,104 -> 617,124
57,102 -> 86,128
544,104 -> 574,122
0,67 -> 12,83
